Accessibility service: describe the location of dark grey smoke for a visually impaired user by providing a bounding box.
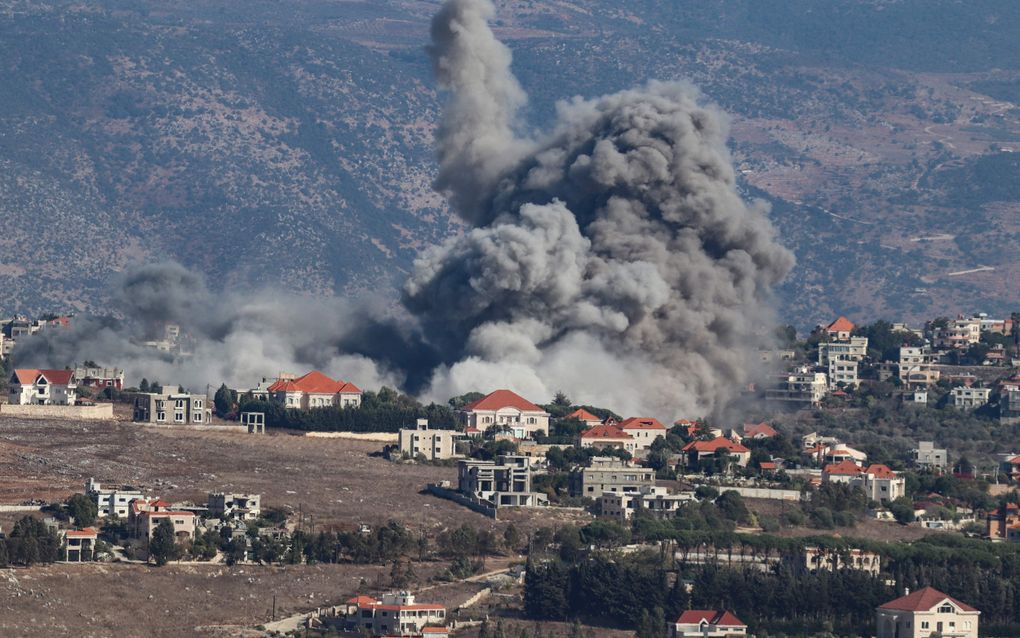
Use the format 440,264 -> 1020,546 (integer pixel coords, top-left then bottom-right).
411,0 -> 795,417
16,0 -> 793,420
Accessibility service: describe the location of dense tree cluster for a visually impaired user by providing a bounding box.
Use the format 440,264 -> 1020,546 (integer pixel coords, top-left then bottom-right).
0,516 -> 61,567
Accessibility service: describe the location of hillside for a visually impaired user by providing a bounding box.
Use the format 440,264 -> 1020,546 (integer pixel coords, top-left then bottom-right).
1,0 -> 1019,326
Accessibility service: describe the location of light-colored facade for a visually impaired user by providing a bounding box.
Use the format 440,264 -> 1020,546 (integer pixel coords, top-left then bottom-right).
951,386 -> 991,409
85,478 -> 147,519
572,457 -> 655,498
818,336 -> 868,366
914,441 -> 948,471
74,366 -> 125,390
208,493 -> 261,521
934,318 -> 982,349
344,592 -> 446,637
133,392 -> 209,424
802,546 -> 881,575
766,366 -> 828,406
62,528 -> 98,562
8,369 -> 77,405
457,455 -> 547,507
681,437 -> 751,469
823,462 -> 905,502
827,357 -> 860,389
399,419 -> 463,461
619,417 -> 668,453
825,316 -> 856,342
599,485 -> 695,522
876,587 -> 979,638
904,390 -> 928,404
579,423 -> 636,453
460,390 -> 550,439
129,499 -> 197,540
267,370 -> 362,409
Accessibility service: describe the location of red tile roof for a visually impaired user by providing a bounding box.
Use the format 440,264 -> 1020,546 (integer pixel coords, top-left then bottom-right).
12,368 -> 75,385
566,408 -> 602,422
759,462 -> 778,470
346,595 -> 379,605
580,424 -> 632,440
823,460 -> 863,476
682,437 -> 749,454
267,371 -> 361,395
743,422 -> 778,438
675,610 -> 745,627
879,587 -> 977,613
865,464 -> 898,479
421,628 -> 449,634
619,417 -> 667,431
463,389 -> 544,413
826,316 -> 856,333
65,527 -> 98,538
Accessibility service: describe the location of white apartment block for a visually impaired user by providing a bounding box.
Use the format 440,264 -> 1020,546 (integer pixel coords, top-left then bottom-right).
85,478 -> 148,518
818,336 -> 868,365
599,485 -> 695,522
766,367 -> 829,406
914,441 -> 948,471
951,386 -> 991,409
398,419 -> 462,461
828,357 -> 860,389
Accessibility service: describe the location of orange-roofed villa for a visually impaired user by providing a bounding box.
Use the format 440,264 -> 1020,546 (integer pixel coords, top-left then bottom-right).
672,609 -> 747,637
459,389 -> 550,439
876,587 -> 979,638
267,370 -> 362,409
338,591 -> 447,637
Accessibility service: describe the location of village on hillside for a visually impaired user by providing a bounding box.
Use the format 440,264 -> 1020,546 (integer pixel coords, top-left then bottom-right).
1,311 -> 1019,637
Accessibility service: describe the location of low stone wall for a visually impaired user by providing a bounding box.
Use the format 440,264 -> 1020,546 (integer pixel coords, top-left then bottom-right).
134,422 -> 247,433
723,486 -> 804,502
305,431 -> 399,443
0,505 -> 43,513
427,484 -> 498,519
0,403 -> 114,420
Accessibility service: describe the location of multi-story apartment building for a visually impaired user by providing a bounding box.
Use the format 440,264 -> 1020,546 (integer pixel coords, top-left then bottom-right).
459,389 -> 550,439
818,336 -> 868,366
914,441 -> 948,471
8,369 -> 77,405
85,478 -> 147,518
599,485 -> 695,522
457,455 -> 546,507
128,498 -> 196,540
398,419 -> 463,461
827,357 -> 860,389
208,493 -> 261,521
951,386 -> 991,409
570,456 -> 655,498
766,366 -> 828,406
74,366 -> 125,391
133,391 -> 210,424
934,318 -> 982,349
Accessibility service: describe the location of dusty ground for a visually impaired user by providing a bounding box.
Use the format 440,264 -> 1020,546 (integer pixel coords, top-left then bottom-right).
0,416 -> 587,637
745,498 -> 938,542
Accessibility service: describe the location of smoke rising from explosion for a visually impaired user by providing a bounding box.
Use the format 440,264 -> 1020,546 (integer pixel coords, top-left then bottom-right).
16,0 -> 793,420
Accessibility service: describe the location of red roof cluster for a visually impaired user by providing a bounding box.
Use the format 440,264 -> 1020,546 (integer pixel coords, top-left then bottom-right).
682,437 -> 749,454
619,417 -> 666,431
580,424 -> 632,440
267,371 -> 361,395
463,389 -> 544,413
675,610 -> 745,627
879,587 -> 977,612
12,368 -> 75,385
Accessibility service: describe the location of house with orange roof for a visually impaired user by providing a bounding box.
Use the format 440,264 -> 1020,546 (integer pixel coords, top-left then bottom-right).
579,423 -> 635,453
742,422 -> 778,439
8,368 -> 77,405
876,587 -> 979,638
823,461 -> 905,502
672,609 -> 747,638
619,417 -> 667,454
459,389 -> 550,439
339,591 -> 447,637
565,408 -> 603,427
62,527 -> 98,562
267,370 -> 362,410
681,437 -> 750,470
128,498 -> 196,541
825,316 -> 856,341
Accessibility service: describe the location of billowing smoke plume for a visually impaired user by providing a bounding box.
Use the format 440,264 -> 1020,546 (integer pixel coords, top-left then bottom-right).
16,0 -> 793,420
409,0 -> 795,417
14,262 -> 428,394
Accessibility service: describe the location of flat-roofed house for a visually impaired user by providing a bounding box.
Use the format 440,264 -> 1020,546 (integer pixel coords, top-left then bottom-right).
342,591 -> 446,637
63,528 -> 98,562
399,419 -> 462,461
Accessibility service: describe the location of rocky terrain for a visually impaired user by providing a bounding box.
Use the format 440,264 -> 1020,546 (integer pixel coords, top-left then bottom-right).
1,0 -> 1019,326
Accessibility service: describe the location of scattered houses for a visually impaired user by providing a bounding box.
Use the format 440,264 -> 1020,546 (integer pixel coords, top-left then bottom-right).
801,546 -> 881,575
876,587 -> 979,638
459,389 -> 550,439
62,527 -> 98,562
73,366 -> 125,391
267,370 -> 363,409
129,498 -> 197,541
951,386 -> 991,409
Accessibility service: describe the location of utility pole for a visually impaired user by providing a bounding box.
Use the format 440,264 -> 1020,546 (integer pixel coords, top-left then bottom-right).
272,594 -> 277,621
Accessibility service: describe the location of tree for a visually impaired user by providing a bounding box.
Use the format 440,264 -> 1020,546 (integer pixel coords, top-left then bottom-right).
139,378 -> 150,393
552,392 -> 571,407
149,519 -> 181,566
213,383 -> 234,417
66,493 -> 98,527
503,523 -> 522,552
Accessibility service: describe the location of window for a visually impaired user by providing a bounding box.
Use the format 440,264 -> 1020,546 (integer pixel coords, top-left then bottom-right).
174,412 -> 185,423
921,622 -> 929,629
938,604 -> 955,613
193,412 -> 203,423
156,411 -> 166,422
194,400 -> 202,408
